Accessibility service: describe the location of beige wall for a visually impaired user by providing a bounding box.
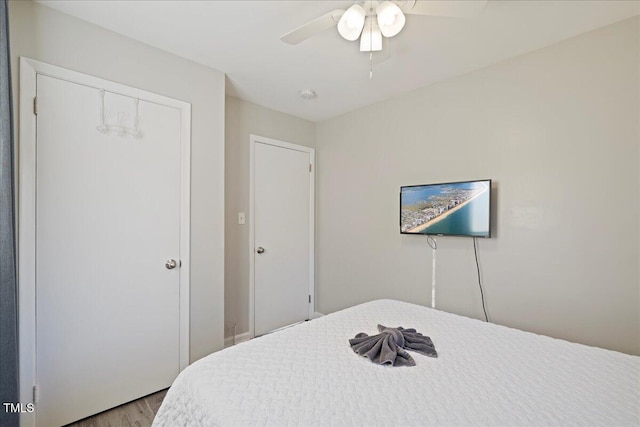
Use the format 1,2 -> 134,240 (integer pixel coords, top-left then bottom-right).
225,95 -> 315,337
316,17 -> 640,355
9,0 -> 225,362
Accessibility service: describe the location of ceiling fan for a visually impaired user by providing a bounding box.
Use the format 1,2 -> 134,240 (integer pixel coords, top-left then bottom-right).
281,1 -> 487,52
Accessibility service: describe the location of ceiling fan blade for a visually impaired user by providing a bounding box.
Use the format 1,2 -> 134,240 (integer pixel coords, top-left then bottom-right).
402,0 -> 487,18
281,9 -> 345,45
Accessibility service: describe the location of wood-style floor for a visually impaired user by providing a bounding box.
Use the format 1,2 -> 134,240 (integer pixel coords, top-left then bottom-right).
64,389 -> 168,427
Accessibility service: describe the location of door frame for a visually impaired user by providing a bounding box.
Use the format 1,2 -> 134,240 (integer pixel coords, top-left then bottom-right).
249,134 -> 315,338
18,57 -> 191,426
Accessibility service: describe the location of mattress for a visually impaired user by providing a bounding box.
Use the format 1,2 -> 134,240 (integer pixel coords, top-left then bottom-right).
153,299 -> 640,426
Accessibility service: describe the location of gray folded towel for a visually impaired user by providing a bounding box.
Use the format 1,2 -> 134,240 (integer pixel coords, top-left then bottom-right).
349,324 -> 437,367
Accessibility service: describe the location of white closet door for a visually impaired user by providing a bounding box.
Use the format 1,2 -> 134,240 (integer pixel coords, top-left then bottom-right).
254,141 -> 311,336
35,75 -> 182,426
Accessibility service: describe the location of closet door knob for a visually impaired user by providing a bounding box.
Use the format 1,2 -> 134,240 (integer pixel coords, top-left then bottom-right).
256,247 -> 265,254
165,259 -> 177,269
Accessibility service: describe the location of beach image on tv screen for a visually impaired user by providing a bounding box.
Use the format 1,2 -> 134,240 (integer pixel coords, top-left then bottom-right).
401,180 -> 490,237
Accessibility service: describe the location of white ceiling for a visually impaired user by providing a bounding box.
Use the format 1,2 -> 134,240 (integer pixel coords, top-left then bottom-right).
38,1 -> 639,122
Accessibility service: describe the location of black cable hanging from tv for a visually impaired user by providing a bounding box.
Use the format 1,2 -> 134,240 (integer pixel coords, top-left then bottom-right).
473,237 -> 489,322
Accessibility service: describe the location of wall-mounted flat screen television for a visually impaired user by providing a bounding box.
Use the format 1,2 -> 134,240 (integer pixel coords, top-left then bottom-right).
400,179 -> 491,238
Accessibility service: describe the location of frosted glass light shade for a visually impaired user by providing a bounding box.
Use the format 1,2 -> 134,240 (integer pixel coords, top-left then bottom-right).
359,16 -> 382,52
337,4 -> 366,41
376,1 -> 406,38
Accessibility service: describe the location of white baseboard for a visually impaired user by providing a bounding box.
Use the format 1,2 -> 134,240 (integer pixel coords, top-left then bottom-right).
224,315 -> 325,348
224,331 -> 251,348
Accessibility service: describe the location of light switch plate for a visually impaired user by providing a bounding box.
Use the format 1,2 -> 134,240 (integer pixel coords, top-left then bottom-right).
238,212 -> 245,225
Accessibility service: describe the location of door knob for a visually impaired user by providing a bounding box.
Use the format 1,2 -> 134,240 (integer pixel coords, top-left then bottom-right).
256,247 -> 265,254
165,259 -> 177,269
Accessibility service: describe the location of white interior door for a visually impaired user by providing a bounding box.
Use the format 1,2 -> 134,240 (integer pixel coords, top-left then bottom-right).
35,74 -> 183,426
253,139 -> 313,336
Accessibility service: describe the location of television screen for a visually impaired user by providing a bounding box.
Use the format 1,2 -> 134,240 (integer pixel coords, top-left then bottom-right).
400,179 -> 491,237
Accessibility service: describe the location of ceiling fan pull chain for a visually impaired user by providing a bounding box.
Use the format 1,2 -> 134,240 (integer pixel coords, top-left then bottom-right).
369,12 -> 373,79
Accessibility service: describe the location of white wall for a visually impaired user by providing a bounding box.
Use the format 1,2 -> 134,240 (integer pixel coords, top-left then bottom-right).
316,17 -> 639,355
9,0 -> 225,362
225,96 -> 315,337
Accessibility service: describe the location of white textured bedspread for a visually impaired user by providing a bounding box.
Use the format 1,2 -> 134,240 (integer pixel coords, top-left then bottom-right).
153,299 -> 639,426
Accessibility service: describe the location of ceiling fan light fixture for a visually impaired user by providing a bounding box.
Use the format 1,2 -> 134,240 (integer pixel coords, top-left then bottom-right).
376,1 -> 406,38
337,4 -> 366,41
359,15 -> 382,52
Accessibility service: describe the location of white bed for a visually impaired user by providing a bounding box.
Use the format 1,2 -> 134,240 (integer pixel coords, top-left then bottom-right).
153,299 -> 639,426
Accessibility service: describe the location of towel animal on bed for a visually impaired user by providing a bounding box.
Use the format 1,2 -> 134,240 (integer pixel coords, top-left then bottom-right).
349,325 -> 437,367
